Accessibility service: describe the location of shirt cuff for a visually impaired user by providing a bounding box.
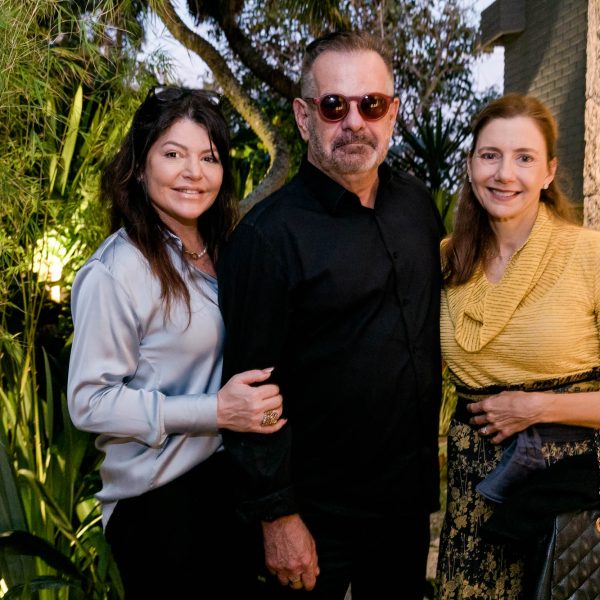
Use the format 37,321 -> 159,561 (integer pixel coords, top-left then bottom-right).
163,393 -> 219,434
237,486 -> 298,523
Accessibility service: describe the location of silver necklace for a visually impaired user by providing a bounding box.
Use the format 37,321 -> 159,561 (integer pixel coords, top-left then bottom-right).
183,245 -> 208,260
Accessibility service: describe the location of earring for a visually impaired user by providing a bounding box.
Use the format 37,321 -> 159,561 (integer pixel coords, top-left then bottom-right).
468,176 -> 472,183
543,183 -> 549,190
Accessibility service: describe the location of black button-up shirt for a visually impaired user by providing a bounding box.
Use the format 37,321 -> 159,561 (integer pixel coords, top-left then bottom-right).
218,158 -> 443,522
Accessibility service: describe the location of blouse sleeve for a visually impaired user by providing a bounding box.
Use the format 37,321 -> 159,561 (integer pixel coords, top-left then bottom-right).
67,260 -> 218,448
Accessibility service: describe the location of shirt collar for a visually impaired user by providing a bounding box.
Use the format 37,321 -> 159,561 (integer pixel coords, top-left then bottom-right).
164,229 -> 183,248
299,155 -> 392,214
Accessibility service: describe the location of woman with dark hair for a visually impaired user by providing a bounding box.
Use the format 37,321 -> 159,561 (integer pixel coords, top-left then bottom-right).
436,94 -> 600,597
67,87 -> 284,597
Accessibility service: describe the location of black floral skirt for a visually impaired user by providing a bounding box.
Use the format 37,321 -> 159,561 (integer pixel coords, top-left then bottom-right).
436,420 -> 595,599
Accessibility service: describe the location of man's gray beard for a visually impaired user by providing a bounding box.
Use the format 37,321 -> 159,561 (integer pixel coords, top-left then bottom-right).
310,132 -> 386,175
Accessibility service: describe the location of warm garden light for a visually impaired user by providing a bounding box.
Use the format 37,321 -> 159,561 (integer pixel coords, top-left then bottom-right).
33,233 -> 69,303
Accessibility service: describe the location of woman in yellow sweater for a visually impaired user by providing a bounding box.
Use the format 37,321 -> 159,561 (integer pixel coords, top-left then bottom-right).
436,94 -> 600,598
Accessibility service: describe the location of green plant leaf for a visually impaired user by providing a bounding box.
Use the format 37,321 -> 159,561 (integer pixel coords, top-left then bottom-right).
3,575 -> 81,599
42,348 -> 54,444
17,470 -> 76,538
0,443 -> 34,586
58,83 -> 83,196
0,531 -> 84,580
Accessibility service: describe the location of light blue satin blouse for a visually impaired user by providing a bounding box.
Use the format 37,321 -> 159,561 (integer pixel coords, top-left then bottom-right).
67,229 -> 224,527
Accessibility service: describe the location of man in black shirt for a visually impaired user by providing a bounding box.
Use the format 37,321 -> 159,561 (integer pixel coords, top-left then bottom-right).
218,31 -> 443,599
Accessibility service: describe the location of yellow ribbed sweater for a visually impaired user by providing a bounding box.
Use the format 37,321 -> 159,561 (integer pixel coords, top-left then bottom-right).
441,203 -> 600,388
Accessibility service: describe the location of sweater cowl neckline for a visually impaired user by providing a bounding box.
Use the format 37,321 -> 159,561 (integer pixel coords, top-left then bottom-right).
447,204 -> 575,352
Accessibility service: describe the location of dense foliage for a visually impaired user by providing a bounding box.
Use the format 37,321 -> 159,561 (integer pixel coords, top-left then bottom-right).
0,1 -> 158,596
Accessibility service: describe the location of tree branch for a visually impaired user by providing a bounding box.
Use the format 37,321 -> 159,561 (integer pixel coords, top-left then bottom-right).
219,12 -> 299,100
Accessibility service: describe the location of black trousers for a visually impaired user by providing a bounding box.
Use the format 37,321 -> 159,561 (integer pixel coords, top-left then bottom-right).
105,451 -> 260,599
253,508 -> 431,600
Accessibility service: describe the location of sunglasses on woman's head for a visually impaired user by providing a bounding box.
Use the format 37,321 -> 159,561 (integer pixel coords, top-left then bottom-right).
146,86 -> 222,105
303,93 -> 394,122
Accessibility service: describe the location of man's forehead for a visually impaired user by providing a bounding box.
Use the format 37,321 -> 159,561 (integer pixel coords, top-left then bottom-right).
312,49 -> 383,68
310,50 -> 394,90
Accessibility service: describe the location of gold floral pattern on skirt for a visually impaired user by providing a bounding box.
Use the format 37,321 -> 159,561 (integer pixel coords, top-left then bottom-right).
436,421 -> 593,599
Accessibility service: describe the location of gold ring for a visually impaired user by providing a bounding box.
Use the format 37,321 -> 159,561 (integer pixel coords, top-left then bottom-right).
289,578 -> 303,589
261,409 -> 279,427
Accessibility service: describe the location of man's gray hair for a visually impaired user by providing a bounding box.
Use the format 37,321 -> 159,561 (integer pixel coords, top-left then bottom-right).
300,31 -> 394,96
